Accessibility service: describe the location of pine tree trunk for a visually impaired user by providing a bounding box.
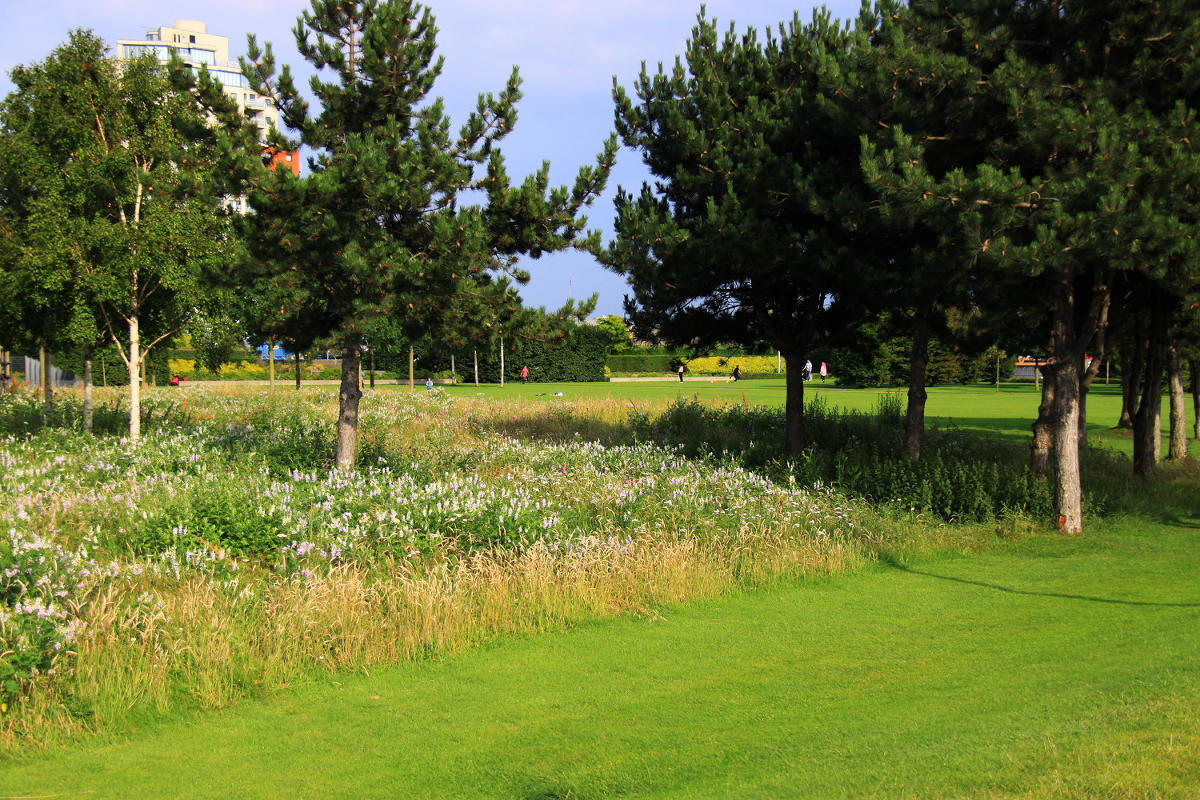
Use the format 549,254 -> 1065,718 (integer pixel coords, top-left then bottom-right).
369,347 -> 376,390
1050,359 -> 1083,532
129,315 -> 141,441
295,351 -> 301,390
1132,301 -> 1167,477
473,350 -> 479,387
1030,375 -> 1055,479
335,345 -> 363,469
783,349 -> 806,455
268,336 -> 275,387
408,345 -> 414,391
1077,353 -> 1104,450
500,335 -> 505,387
451,354 -> 456,385
1044,274 -> 1092,533
902,312 -> 930,461
82,346 -> 94,434
1191,359 -> 1200,441
1077,388 -> 1089,448
1119,325 -> 1145,428
1167,344 -> 1187,460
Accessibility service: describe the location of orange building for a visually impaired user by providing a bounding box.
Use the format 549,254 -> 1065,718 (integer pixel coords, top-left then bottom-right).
266,148 -> 301,177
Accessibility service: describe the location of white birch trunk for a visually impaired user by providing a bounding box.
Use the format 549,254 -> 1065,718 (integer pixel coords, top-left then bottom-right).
129,314 -> 141,441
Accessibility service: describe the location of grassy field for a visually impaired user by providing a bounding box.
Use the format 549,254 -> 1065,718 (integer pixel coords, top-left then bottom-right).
2,519 -> 1196,798
2,380 -> 1197,797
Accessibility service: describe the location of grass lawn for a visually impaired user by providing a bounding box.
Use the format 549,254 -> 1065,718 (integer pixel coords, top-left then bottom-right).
3,518 -> 1198,798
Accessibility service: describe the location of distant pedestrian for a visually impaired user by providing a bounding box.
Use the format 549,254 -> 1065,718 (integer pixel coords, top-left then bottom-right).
732,365 -> 741,382
804,359 -> 813,381
819,362 -> 827,382
425,377 -> 434,391
520,364 -> 530,383
678,363 -> 685,382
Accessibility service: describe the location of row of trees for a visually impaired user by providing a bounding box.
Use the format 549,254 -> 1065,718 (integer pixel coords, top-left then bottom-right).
0,0 -> 615,465
601,0 -> 1200,531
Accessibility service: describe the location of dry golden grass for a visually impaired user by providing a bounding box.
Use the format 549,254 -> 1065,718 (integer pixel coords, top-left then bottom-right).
6,515 -> 863,751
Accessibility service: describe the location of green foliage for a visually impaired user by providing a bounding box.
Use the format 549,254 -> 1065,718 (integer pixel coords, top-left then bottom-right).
187,311 -> 246,375
632,395 -> 1061,521
136,488 -> 287,556
0,388 -> 175,437
593,315 -> 633,353
0,527 -> 95,712
605,353 -> 677,375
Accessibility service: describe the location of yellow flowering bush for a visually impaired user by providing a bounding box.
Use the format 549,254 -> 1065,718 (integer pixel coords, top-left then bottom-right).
682,355 -> 783,377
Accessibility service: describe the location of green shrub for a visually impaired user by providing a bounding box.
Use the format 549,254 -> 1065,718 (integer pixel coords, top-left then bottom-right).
632,395 -> 1063,521
0,530 -> 95,712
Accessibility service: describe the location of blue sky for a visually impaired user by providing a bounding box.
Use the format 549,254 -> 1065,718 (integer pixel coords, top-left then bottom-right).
2,0 -> 864,316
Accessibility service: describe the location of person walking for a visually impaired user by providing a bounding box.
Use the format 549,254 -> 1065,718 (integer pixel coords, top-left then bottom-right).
678,363 -> 685,382
819,362 -> 827,382
520,364 -> 530,383
732,365 -> 741,382
804,359 -> 813,381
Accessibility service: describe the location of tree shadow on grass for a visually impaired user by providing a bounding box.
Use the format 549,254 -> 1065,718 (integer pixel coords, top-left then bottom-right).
882,558 -> 1200,608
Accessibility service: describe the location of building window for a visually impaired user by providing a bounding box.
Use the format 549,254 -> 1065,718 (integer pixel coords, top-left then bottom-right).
189,35 -> 196,43
285,153 -> 293,161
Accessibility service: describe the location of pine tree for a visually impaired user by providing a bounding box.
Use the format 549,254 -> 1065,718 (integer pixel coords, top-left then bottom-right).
607,9 -> 880,453
236,0 -> 615,467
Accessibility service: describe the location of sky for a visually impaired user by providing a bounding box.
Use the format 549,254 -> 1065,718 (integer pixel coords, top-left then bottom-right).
1,0 -> 864,317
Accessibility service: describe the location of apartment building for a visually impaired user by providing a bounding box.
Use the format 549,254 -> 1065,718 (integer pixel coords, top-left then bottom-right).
117,19 -> 280,141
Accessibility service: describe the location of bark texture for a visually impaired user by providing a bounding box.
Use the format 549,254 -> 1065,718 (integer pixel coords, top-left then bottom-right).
128,317 -> 141,441
1167,344 -> 1187,461
784,351 -> 806,455
1192,359 -> 1199,441
1132,298 -> 1167,477
335,346 -> 363,469
1030,376 -> 1055,479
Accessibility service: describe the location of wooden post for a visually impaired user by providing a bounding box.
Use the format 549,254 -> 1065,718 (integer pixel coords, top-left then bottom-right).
408,345 -> 414,391
294,351 -> 301,390
450,354 -> 456,385
499,334 -> 505,387
369,346 -> 376,389
995,353 -> 1000,392
268,336 -> 276,387
473,350 -> 479,387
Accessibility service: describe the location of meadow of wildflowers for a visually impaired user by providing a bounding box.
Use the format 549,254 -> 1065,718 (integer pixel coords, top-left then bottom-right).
0,385 -> 890,748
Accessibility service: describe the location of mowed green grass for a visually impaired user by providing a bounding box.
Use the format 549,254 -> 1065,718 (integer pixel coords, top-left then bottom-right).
4,520 -> 1197,798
